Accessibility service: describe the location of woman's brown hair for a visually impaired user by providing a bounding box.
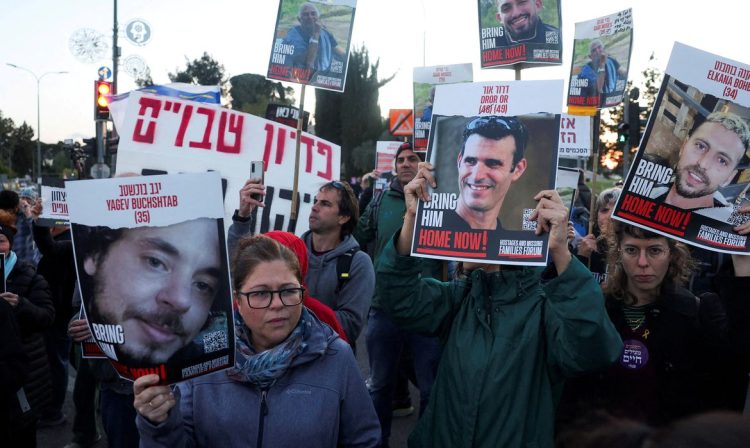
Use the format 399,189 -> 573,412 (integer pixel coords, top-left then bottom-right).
231,235 -> 302,293
603,222 -> 695,304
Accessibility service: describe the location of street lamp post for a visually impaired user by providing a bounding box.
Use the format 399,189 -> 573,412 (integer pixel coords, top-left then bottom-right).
6,63 -> 67,182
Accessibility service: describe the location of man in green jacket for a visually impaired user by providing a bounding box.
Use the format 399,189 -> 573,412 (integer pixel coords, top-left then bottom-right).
354,143 -> 443,447
376,161 -> 623,447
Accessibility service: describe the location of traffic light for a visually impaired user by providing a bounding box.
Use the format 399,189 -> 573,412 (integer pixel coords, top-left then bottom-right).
94,80 -> 112,120
628,100 -> 646,148
617,122 -> 630,145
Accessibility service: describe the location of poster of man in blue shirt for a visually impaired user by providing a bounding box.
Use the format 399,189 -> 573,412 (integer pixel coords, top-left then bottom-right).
267,0 -> 356,92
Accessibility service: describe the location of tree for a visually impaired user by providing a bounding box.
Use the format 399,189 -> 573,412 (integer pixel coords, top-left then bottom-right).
168,52 -> 228,99
10,122 -> 34,177
314,46 -> 395,178
229,74 -> 295,117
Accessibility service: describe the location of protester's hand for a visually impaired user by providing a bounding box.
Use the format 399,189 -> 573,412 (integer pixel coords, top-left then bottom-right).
566,223 -> 576,243
577,234 -> 598,258
733,203 -> 750,235
403,162 -> 435,217
237,178 -> 265,219
529,190 -> 572,273
0,292 -> 19,307
133,374 -> 176,424
30,199 -> 43,221
19,199 -> 32,218
68,319 -> 92,342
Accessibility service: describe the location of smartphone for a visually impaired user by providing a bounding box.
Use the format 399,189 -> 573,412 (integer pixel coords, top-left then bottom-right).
250,161 -> 265,201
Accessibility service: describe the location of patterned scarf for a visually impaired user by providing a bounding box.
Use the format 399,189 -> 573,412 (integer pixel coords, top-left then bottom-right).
227,307 -> 312,388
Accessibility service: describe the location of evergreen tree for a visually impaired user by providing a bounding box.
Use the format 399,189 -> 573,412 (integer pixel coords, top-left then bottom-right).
229,74 -> 295,117
314,46 -> 394,178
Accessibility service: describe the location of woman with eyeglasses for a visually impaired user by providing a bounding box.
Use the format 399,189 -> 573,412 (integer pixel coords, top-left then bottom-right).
558,221 -> 750,434
132,235 -> 379,447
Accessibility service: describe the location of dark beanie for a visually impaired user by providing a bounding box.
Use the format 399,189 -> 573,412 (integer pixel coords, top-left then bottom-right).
394,142 -> 425,161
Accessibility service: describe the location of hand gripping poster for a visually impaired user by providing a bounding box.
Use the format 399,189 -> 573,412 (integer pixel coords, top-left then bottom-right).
412,80 -> 562,265
567,8 -> 633,109
67,172 -> 235,383
37,178 -> 69,227
413,63 -> 473,151
613,43 -> 750,254
267,0 -> 357,92
477,0 -> 562,68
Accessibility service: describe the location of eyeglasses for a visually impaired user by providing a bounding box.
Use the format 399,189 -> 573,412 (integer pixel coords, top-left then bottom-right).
463,116 -> 527,146
237,287 -> 305,309
465,116 -> 522,132
621,246 -> 670,260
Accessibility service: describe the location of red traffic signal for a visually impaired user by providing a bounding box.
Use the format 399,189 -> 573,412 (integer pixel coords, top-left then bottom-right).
94,80 -> 112,120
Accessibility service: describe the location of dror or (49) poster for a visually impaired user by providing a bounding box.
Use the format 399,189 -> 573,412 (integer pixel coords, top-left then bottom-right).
477,0 -> 562,69
411,80 -> 562,265
267,0 -> 357,92
68,172 -> 235,383
413,63 -> 473,151
613,43 -> 750,254
567,8 -> 632,109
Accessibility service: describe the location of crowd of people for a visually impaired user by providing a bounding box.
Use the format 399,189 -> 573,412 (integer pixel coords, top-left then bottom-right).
2,137 -> 750,448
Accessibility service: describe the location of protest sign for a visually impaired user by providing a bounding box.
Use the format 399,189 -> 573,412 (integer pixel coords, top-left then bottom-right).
567,8 -> 633,109
412,80 -> 562,265
375,141 -> 400,174
79,305 -> 106,359
112,91 -> 340,235
413,63 -> 473,151
266,103 -> 310,131
477,0 -> 562,68
37,178 -> 69,227
68,172 -> 235,383
556,166 -> 581,212
612,43 -> 750,254
558,114 -> 592,158
267,0 -> 357,92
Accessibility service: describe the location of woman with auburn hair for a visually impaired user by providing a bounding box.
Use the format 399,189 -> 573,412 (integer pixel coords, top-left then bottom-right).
559,221 -> 750,435
133,235 -> 379,447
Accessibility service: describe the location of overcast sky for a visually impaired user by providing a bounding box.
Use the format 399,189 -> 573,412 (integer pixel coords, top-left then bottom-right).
2,0 -> 747,143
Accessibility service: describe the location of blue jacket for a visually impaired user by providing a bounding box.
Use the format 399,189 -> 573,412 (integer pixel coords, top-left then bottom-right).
136,316 -> 380,447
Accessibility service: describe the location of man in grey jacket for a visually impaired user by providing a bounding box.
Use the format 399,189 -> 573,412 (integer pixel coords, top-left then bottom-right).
229,178 -> 374,345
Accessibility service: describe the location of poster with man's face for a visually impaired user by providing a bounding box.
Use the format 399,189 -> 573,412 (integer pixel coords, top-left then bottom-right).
567,8 -> 633,109
413,63 -> 473,151
266,0 -> 357,92
68,172 -> 235,383
613,43 -> 750,254
411,80 -> 562,265
477,0 -> 562,69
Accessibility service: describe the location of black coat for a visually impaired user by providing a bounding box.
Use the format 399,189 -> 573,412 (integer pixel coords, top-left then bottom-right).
602,285 -> 728,424
8,257 -> 54,425
33,224 -> 76,327
0,299 -> 28,440
559,277 -> 750,432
